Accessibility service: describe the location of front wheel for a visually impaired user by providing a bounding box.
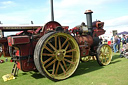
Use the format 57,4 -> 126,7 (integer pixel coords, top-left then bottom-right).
96,44 -> 112,66
34,32 -> 80,81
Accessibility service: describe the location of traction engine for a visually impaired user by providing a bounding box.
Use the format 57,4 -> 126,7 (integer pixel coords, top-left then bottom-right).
0,0 -> 112,81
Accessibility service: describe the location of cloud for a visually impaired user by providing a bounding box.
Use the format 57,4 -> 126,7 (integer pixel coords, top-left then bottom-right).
0,6 -> 6,9
1,1 -> 14,5
48,0 -> 123,28
105,16 -> 128,27
54,0 -> 119,8
54,0 -> 79,8
0,7 -> 49,24
0,0 -> 127,33
0,14 -> 29,24
103,16 -> 128,34
0,1 -> 16,9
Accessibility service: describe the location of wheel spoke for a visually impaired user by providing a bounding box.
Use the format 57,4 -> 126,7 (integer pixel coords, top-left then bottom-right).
100,52 -> 104,56
55,61 -> 60,75
100,53 -> 104,63
101,58 -> 104,63
105,47 -> 108,53
65,43 -> 70,51
101,48 -> 104,53
55,36 -> 57,49
103,46 -> 107,53
62,60 -> 67,70
59,37 -> 61,50
59,62 -> 66,74
107,53 -> 110,58
52,62 -> 56,75
100,47 -> 106,63
65,55 -> 72,58
104,56 -> 107,64
43,57 -> 53,65
64,58 -> 75,64
48,42 -> 57,51
66,49 -> 76,53
45,59 -> 57,69
101,47 -> 104,53
104,47 -> 108,53
62,38 -> 69,48
44,46 -> 54,53
42,53 -> 55,56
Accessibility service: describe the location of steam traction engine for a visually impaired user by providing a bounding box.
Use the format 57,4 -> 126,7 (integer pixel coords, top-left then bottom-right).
0,0 -> 112,81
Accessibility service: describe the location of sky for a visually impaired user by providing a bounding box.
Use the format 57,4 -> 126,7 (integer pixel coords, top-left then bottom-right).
0,0 -> 128,35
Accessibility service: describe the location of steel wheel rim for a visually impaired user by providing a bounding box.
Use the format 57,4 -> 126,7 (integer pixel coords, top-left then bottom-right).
40,32 -> 80,80
98,44 -> 112,65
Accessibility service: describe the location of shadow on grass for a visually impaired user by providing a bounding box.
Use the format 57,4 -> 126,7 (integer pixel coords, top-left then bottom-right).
31,73 -> 45,79
72,60 -> 103,77
22,73 -> 27,75
29,54 -> 122,79
111,54 -> 122,64
27,71 -> 45,79
111,60 -> 121,64
18,71 -> 44,79
111,54 -> 120,61
72,54 -> 122,77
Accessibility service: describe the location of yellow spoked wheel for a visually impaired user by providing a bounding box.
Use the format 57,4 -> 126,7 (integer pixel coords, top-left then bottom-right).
96,44 -> 112,66
34,32 -> 80,81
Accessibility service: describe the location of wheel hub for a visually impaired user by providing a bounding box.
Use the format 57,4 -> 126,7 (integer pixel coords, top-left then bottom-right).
56,50 -> 66,61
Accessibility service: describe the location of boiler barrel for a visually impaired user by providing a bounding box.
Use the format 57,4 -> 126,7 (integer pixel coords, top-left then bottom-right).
75,35 -> 93,46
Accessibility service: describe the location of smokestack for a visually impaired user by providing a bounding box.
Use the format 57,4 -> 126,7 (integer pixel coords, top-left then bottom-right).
84,10 -> 93,31
51,0 -> 54,21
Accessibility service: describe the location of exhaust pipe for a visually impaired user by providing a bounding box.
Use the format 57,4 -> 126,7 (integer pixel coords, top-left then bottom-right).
51,0 -> 54,21
84,10 -> 93,34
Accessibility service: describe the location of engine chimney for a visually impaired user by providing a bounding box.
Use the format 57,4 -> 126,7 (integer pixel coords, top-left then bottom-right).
84,10 -> 93,34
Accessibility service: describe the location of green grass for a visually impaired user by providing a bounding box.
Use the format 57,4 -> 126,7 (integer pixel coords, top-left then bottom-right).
0,53 -> 128,85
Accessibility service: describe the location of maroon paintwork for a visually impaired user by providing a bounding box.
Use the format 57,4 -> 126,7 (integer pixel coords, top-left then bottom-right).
8,36 -> 30,46
0,18 -> 105,72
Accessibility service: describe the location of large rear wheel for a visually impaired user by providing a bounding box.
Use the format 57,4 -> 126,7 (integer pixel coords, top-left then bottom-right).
34,32 -> 80,81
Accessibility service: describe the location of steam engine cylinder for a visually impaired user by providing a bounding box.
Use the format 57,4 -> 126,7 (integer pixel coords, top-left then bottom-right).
75,35 -> 93,46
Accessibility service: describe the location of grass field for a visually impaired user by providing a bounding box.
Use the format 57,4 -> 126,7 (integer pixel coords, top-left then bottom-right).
0,53 -> 128,85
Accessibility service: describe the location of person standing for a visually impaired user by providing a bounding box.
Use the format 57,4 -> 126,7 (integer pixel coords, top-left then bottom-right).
117,36 -> 121,52
107,37 -> 111,45
111,36 -> 113,44
113,35 -> 118,53
126,35 -> 128,44
122,35 -> 126,45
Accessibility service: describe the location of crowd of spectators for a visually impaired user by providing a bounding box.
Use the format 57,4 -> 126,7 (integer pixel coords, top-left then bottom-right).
112,34 -> 128,53
100,34 -> 128,53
